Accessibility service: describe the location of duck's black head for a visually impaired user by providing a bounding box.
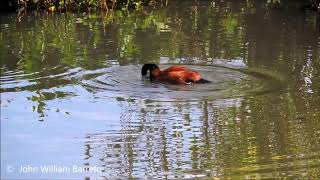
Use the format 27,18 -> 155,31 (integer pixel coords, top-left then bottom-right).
141,64 -> 159,79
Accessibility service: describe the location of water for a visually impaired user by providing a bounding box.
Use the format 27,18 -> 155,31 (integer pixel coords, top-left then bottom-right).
1,1 -> 320,179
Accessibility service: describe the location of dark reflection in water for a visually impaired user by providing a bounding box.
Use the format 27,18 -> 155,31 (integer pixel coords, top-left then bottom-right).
1,0 -> 320,179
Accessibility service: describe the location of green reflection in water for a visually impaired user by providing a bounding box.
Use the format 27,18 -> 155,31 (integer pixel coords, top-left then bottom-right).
1,0 -> 320,179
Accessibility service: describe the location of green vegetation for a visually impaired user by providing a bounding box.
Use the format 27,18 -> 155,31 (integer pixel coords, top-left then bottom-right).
2,0 -> 319,12
3,0 -> 159,12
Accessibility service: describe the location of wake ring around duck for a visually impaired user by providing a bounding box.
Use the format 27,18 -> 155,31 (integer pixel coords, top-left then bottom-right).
79,63 -> 287,101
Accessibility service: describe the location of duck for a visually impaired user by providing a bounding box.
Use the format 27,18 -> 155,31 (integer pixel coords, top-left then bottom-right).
141,64 -> 211,84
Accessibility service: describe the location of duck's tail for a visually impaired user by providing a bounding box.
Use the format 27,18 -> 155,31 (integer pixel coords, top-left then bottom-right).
195,78 -> 211,84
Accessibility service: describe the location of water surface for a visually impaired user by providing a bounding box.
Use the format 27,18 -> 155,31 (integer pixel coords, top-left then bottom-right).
1,1 -> 320,179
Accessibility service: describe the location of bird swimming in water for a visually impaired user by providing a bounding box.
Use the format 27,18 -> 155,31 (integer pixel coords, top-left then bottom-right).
141,64 -> 211,84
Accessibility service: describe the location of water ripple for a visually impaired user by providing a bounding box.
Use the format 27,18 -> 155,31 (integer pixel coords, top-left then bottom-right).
79,64 -> 284,100
1,63 -> 285,101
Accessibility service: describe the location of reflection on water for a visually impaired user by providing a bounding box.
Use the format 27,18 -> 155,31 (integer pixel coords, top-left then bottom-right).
1,1 -> 320,179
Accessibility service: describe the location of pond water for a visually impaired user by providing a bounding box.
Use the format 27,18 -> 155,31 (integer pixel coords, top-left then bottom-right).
1,1 -> 320,179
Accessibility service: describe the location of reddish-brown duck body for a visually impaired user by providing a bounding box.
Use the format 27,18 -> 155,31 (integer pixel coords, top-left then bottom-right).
141,64 -> 210,84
